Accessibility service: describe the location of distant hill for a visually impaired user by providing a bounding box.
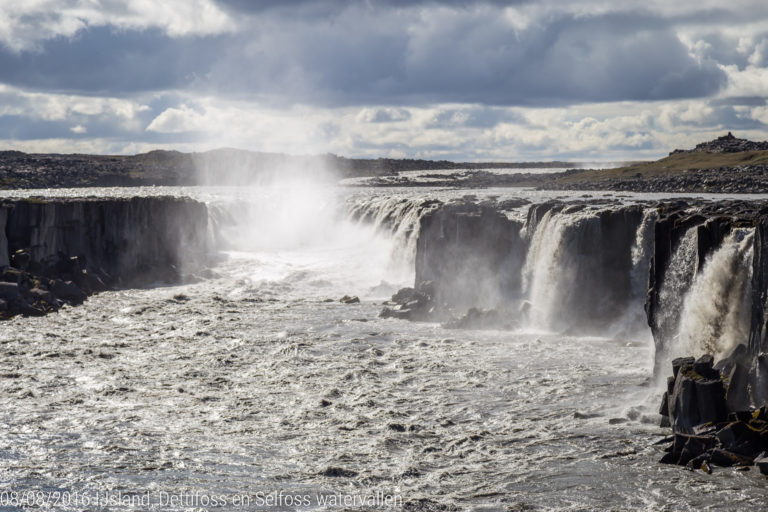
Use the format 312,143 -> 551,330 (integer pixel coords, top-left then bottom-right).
546,133 -> 768,193
0,147 -> 575,189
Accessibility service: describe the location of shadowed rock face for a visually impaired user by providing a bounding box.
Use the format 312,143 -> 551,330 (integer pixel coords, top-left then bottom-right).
0,197 -> 211,318
1,197 -> 209,284
415,202 -> 525,312
405,199 -> 645,334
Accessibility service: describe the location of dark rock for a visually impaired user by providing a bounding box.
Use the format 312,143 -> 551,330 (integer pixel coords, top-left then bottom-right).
11,249 -> 30,270
51,280 -> 86,305
339,295 -> 360,304
0,282 -> 19,300
442,307 -> 517,330
754,452 -> 768,475
694,379 -> 727,424
0,267 -> 21,283
659,391 -> 669,416
694,354 -> 717,379
725,362 -> 752,412
672,357 -> 695,380
716,422 -> 766,456
709,448 -> 754,467
319,467 -> 358,478
669,368 -> 700,433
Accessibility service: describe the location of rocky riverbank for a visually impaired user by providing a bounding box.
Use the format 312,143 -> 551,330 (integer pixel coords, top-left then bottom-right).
656,352 -> 768,475
359,133 -> 768,193
0,197 -> 211,319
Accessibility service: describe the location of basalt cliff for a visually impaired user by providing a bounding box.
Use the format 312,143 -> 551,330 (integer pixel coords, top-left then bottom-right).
361,193 -> 768,473
0,197 -> 210,318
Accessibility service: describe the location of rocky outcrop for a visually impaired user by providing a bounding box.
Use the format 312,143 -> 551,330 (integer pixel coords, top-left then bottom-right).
670,132 -> 768,155
657,353 -> 768,474
381,199 -> 645,333
0,197 -> 210,318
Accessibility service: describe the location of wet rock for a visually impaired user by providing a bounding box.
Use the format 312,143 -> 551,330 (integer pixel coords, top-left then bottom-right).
388,423 -> 406,432
725,362 -> 751,412
339,295 -> 360,304
51,279 -> 86,304
669,368 -> 700,433
694,354 -> 718,379
672,357 -> 695,380
709,448 -> 754,467
28,287 -> 53,303
0,282 -> 19,300
379,285 -> 435,321
442,307 -> 517,330
319,466 -> 358,478
754,452 -> 768,475
694,379 -> 727,424
11,249 -> 30,270
0,267 -> 21,283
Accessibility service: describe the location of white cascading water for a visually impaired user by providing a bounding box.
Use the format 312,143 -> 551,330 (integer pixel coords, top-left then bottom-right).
673,228 -> 754,360
653,225 -> 699,348
348,196 -> 438,283
207,185 -> 417,300
522,207 -> 593,331
622,208 -> 658,335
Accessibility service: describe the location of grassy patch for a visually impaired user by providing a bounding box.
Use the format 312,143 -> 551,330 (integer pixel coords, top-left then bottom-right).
555,150 -> 768,184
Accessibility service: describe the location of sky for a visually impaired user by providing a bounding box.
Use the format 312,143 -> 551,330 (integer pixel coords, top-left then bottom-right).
1,0 -> 768,161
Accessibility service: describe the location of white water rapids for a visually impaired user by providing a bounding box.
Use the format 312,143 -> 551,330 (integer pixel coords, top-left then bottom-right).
1,186 -> 767,510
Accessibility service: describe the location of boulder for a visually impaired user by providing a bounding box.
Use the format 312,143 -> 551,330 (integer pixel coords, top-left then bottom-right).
51,279 -> 86,304
725,362 -> 752,412
694,378 -> 727,424
669,366 -> 700,433
10,249 -> 30,270
0,282 -> 19,300
672,357 -> 695,379
28,287 -> 53,303
754,452 -> 768,475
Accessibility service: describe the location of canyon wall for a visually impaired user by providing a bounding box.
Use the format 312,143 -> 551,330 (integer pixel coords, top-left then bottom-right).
1,197 -> 210,284
0,197 -> 211,317
380,197 -> 768,416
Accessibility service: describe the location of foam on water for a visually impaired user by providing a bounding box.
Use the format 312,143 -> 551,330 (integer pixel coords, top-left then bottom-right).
1,185 -> 768,510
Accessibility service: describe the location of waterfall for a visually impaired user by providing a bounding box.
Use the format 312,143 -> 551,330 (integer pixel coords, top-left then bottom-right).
623,208 -> 658,334
348,196 -> 440,281
652,226 -> 699,352
521,205 -> 644,334
522,207 -> 579,330
673,228 -> 754,360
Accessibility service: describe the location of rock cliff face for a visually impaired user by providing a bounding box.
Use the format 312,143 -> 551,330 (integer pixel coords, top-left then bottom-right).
380,197 -> 768,429
414,202 -> 526,312
384,199 -> 647,334
0,197 -> 210,317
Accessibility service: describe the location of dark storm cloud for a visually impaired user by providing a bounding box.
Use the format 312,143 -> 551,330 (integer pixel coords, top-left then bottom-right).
0,4 -> 730,107
0,27 -> 222,94
199,8 -> 727,106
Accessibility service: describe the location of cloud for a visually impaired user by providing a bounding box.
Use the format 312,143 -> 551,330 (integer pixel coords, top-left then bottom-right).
0,3 -> 729,106
0,0 -> 234,52
0,1 -> 766,160
356,108 -> 412,123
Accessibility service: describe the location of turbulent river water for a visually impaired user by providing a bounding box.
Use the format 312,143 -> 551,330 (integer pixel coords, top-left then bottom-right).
2,185 -> 768,511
